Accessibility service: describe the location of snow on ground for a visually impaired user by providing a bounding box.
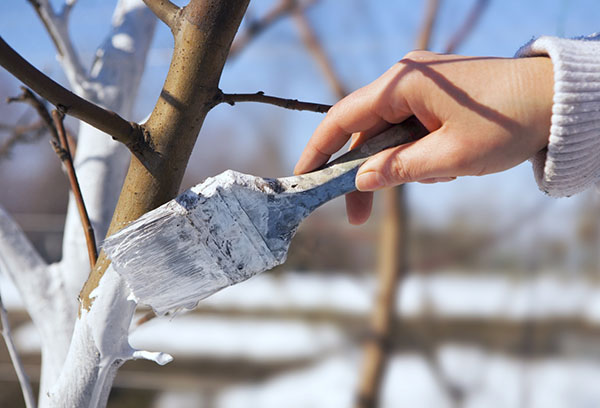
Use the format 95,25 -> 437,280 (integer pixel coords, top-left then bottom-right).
196,271 -> 600,322
4,270 -> 600,322
6,271 -> 600,407
201,271 -> 374,314
6,270 -> 600,358
129,315 -> 345,361
214,347 -> 600,408
13,314 -> 346,361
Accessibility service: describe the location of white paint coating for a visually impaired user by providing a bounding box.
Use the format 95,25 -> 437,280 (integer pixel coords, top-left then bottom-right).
111,33 -> 135,52
0,1 -> 157,407
104,170 -> 284,315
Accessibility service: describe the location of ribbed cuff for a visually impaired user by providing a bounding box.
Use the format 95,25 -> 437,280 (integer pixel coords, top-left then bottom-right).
516,34 -> 600,196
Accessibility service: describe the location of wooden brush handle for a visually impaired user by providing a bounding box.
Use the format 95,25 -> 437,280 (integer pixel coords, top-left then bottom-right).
324,116 -> 428,169
279,116 -> 429,202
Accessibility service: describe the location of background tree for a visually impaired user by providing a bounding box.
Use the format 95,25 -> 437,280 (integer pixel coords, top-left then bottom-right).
2,1 -> 600,408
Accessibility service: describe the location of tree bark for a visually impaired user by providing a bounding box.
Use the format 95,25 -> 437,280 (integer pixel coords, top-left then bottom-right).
80,0 -> 250,309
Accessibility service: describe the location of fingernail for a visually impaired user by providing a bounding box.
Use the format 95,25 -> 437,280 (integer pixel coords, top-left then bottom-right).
437,177 -> 457,182
294,160 -> 308,175
356,172 -> 384,191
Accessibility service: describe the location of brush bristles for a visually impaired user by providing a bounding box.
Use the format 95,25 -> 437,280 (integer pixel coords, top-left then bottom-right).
103,183 -> 281,315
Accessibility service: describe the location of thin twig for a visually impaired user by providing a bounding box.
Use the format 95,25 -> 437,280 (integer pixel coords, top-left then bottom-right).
0,38 -> 153,163
0,121 -> 46,159
52,110 -> 98,269
229,0 -> 318,59
143,0 -> 180,31
7,87 -> 96,266
0,292 -> 37,408
217,90 -> 330,113
25,0 -> 86,87
292,8 -> 348,98
444,0 -> 490,53
415,0 -> 440,50
7,87 -> 59,140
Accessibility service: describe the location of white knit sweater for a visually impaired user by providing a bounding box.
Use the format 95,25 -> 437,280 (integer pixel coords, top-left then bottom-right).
516,34 -> 600,197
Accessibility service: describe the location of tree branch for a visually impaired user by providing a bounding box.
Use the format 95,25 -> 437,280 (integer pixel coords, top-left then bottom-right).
444,0 -> 490,53
0,206 -> 46,278
25,0 -> 86,91
415,0 -> 440,50
7,87 -> 59,140
143,0 -> 180,31
229,0 -> 318,59
58,0 -> 78,20
0,291 -> 36,408
0,121 -> 46,159
292,8 -> 348,98
52,110 -> 98,269
0,38 -> 156,165
217,90 -> 330,113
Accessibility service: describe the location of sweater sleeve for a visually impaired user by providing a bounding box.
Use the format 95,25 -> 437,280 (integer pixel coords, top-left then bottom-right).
516,34 -> 600,196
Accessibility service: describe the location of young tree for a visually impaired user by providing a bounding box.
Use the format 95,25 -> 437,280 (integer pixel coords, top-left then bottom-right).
0,0 -> 266,406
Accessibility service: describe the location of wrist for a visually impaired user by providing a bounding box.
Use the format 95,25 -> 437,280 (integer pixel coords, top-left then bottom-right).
515,56 -> 553,153
517,35 -> 600,196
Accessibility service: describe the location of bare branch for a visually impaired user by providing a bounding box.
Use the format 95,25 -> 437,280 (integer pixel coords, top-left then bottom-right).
7,88 -> 97,267
292,7 -> 348,98
0,121 -> 46,159
444,0 -> 490,53
415,0 -> 441,50
0,38 -> 156,164
59,0 -> 78,20
143,0 -> 180,31
231,0 -> 296,58
52,110 -> 98,269
7,87 -> 59,141
25,0 -> 86,90
0,205 -> 46,275
0,292 -> 36,408
217,90 -> 330,113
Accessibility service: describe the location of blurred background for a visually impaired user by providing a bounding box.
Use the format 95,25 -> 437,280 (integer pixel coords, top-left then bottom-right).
2,0 -> 600,407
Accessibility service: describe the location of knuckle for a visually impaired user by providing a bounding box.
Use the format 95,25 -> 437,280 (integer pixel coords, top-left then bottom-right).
401,50 -> 434,62
325,101 -> 342,120
386,153 -> 412,184
393,51 -> 438,93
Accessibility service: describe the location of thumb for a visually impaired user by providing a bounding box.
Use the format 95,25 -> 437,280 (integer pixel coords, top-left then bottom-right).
355,126 -> 465,191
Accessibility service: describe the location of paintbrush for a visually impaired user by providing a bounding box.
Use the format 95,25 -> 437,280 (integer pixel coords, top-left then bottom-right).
102,116 -> 428,315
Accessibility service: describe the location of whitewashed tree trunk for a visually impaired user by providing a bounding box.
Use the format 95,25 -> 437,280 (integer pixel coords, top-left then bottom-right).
0,0 -> 164,406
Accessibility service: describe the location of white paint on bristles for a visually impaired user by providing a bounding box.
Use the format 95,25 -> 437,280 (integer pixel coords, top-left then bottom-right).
104,170 -> 285,315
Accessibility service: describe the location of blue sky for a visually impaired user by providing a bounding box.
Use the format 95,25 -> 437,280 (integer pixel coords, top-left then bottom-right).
1,0 -> 600,241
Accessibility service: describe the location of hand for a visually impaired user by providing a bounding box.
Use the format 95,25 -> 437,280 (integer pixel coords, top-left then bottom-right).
294,51 -> 554,224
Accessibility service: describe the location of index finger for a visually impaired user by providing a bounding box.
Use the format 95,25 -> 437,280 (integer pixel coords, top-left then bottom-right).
293,84 -> 388,174
294,66 -> 414,174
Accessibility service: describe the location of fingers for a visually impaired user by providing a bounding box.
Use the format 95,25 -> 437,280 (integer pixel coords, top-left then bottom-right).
345,191 -> 373,225
356,126 -> 467,190
349,122 -> 392,151
294,71 -> 413,175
